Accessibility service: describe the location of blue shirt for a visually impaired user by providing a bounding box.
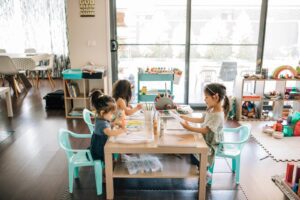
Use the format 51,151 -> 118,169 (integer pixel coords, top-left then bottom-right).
94,118 -> 111,136
90,118 -> 111,160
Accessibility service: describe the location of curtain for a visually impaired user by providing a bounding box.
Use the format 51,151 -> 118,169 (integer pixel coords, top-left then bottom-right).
0,0 -> 69,77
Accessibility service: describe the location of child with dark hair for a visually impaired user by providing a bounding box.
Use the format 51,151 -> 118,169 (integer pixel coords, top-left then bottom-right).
112,80 -> 142,127
180,83 -> 230,173
89,90 -> 126,161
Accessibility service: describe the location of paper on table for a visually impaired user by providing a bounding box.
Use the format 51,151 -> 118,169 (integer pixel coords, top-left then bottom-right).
165,119 -> 185,130
169,110 -> 185,123
112,132 -> 154,144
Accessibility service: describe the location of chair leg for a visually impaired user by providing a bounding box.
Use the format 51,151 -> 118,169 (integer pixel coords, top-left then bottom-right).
74,167 -> 79,179
68,165 -> 74,193
94,161 -> 103,195
235,156 -> 240,184
207,163 -> 215,185
36,71 -> 40,89
232,158 -> 236,173
47,70 -> 55,90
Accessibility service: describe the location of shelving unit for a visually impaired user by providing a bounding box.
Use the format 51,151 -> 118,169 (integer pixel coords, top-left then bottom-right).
137,73 -> 174,102
235,78 -> 300,121
62,69 -> 106,119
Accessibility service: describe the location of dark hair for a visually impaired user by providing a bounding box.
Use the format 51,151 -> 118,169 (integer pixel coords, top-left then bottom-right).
90,90 -> 116,117
204,83 -> 230,118
112,80 -> 132,106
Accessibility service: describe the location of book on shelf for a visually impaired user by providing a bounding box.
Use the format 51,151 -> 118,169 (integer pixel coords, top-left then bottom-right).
66,81 -> 80,97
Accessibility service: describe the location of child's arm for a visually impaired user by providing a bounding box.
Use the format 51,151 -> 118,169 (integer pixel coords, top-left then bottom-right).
118,98 -> 142,116
103,127 -> 126,137
180,115 -> 204,123
180,121 -> 210,134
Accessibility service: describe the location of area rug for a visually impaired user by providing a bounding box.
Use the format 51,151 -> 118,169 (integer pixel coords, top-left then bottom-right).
239,121 -> 300,162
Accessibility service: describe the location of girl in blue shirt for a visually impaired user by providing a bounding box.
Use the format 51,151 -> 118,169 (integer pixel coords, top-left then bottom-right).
90,90 -> 126,160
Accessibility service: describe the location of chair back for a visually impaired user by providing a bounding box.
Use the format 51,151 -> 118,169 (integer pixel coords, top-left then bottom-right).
0,56 -> 18,75
58,129 -> 74,160
24,48 -> 36,54
219,62 -> 237,81
11,58 -> 36,71
223,125 -> 250,150
0,49 -> 6,53
83,108 -> 95,134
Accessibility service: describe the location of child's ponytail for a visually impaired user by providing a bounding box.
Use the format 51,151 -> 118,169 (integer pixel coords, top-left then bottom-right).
223,95 -> 230,118
90,90 -> 103,110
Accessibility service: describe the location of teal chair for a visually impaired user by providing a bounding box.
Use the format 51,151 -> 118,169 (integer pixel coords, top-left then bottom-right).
83,108 -> 119,160
58,128 -> 103,195
83,108 -> 95,134
208,125 -> 250,184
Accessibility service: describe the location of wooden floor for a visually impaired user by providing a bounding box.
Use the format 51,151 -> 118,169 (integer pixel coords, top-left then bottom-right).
0,80 -> 290,200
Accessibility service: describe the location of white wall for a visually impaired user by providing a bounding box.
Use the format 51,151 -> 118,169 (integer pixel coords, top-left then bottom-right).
66,0 -> 111,93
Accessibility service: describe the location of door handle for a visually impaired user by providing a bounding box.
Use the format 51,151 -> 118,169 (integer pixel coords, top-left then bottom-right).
111,40 -> 118,52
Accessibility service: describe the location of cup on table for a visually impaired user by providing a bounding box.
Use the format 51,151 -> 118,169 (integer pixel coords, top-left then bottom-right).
144,110 -> 152,122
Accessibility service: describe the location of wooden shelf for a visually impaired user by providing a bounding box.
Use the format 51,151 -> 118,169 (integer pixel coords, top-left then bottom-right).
236,78 -> 300,121
113,154 -> 198,178
242,98 -> 261,101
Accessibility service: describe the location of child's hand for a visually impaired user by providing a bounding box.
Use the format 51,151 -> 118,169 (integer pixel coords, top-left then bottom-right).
180,115 -> 188,121
136,103 -> 143,110
180,121 -> 190,130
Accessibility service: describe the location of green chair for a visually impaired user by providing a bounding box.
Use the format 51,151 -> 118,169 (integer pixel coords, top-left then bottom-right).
58,128 -> 103,195
83,108 -> 95,134
208,125 -> 250,184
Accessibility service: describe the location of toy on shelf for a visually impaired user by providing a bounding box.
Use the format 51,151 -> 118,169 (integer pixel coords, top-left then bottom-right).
154,93 -> 176,110
241,101 -> 256,119
273,119 -> 284,132
140,86 -> 147,95
243,74 -> 264,79
264,91 -> 282,100
272,65 -> 298,79
285,87 -> 300,100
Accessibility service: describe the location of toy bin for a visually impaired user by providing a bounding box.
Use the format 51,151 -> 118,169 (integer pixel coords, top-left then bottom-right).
62,69 -> 82,80
283,125 -> 294,137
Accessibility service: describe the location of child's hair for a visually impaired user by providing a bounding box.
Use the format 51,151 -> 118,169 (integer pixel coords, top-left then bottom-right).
90,90 -> 116,117
112,80 -> 132,106
204,83 -> 230,117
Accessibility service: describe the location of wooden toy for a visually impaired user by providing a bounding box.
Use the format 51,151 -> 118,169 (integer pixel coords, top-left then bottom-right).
286,162 -> 295,184
274,119 -> 283,132
272,65 -> 297,79
295,165 -> 300,186
263,125 -> 274,135
283,125 -> 294,137
272,131 -> 284,139
294,121 -> 300,136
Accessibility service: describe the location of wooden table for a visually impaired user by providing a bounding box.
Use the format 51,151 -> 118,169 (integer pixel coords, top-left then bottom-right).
104,121 -> 208,200
0,87 -> 13,117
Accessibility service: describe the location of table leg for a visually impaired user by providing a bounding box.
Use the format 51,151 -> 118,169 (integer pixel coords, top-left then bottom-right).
5,89 -> 13,117
105,152 -> 114,199
199,153 -> 207,200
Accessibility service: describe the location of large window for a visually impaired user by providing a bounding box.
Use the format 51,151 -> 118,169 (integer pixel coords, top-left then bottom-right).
189,0 -> 261,104
0,0 -> 68,55
263,0 -> 300,71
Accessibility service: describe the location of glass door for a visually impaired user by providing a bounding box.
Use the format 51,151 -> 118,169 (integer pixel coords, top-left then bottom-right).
112,0 -> 187,103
